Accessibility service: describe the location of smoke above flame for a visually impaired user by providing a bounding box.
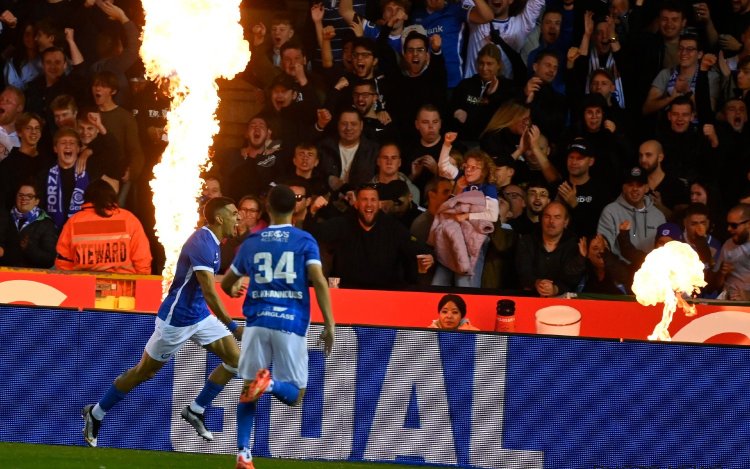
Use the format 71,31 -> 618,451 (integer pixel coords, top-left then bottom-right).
140,0 -> 250,293
632,241 -> 707,341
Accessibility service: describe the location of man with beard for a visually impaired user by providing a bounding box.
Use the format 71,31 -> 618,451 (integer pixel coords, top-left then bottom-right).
224,115 -> 284,202
711,203 -> 750,301
304,184 -> 432,289
637,139 -> 688,219
597,166 -> 667,263
509,179 -> 551,236
350,79 -> 398,143
515,201 -> 584,297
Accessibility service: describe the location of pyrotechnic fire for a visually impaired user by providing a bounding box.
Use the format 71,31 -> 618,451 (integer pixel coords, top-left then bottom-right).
140,0 -> 250,293
632,241 -> 707,341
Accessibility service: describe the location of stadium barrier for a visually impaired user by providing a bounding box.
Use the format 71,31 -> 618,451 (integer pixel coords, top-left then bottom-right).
2,268 -> 750,345
0,303 -> 745,468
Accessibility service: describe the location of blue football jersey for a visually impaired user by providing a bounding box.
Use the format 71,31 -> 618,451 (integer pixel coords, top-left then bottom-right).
230,224 -> 322,337
157,227 -> 220,327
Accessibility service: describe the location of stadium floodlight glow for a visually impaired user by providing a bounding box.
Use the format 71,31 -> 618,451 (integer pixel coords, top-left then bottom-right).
140,0 -> 250,294
632,240 -> 706,341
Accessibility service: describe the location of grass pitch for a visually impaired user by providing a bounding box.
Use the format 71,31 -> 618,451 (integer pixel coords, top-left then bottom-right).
0,443 -> 428,469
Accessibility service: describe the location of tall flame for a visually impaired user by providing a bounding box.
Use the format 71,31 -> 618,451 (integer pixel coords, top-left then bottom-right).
140,0 -> 250,293
632,241 -> 707,341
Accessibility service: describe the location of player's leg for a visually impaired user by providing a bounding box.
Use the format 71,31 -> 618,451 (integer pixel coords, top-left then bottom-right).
82,318 -> 181,447
265,329 -> 309,406
236,326 -> 271,468
181,316 -> 239,441
82,351 -> 166,447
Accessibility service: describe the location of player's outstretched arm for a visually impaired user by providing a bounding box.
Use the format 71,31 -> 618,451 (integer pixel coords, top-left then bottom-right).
198,270 -> 243,339
308,263 -> 335,357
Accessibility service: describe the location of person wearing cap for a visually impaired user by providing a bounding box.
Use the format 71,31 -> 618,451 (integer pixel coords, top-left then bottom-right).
428,294 -> 479,331
493,154 -> 516,191
637,139 -> 689,220
260,73 -> 329,154
554,137 -> 611,239
410,0 -> 493,89
379,179 -> 422,229
597,166 -> 667,264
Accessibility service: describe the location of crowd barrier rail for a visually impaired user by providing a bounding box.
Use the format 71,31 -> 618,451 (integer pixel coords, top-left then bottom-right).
2,267 -> 750,345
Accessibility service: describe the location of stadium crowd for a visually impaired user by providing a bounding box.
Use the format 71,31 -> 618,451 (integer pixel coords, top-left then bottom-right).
0,0 -> 750,300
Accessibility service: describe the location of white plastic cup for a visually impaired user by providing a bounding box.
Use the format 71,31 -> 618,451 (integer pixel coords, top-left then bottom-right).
535,305 -> 582,336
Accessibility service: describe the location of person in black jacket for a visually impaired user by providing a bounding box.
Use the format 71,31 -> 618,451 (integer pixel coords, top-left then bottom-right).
304,184 -> 432,289
449,43 -> 520,143
0,180 -> 57,268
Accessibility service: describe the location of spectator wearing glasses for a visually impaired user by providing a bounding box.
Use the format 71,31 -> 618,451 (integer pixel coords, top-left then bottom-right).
220,195 -> 267,272
0,181 -> 57,268
508,179 -> 551,236
642,31 -> 720,118
349,79 -> 399,144
0,112 -> 53,210
711,203 -> 750,301
430,132 -> 498,287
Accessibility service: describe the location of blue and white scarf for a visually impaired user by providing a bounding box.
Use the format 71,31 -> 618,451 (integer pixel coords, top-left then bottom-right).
587,52 -> 626,108
46,165 -> 88,228
10,206 -> 41,231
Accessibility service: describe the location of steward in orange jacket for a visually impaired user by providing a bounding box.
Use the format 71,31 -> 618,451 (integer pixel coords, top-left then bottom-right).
55,181 -> 152,274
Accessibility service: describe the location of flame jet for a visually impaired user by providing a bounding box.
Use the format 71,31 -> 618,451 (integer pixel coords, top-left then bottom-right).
632,241 -> 707,341
140,0 -> 250,293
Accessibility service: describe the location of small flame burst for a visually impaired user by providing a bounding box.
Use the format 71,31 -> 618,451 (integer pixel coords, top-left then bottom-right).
632,241 -> 707,341
140,0 -> 249,294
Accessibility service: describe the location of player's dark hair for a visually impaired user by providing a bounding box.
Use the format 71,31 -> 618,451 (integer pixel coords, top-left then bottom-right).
267,184 -> 296,215
83,179 -> 119,218
437,294 -> 467,318
204,196 -> 235,224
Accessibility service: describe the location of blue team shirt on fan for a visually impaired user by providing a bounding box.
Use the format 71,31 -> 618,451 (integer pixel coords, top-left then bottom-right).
157,227 -> 220,327
230,224 -> 321,337
412,2 -> 472,88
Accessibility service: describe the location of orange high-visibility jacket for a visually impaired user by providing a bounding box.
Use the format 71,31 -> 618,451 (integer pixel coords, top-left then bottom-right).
55,203 -> 152,274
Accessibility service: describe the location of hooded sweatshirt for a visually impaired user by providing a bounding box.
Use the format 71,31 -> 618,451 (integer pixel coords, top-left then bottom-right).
597,194 -> 666,263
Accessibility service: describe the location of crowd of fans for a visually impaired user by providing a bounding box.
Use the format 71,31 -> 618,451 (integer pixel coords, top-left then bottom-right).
1,0 -> 750,301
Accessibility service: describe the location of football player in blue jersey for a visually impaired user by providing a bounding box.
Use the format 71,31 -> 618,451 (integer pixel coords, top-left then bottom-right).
221,184 -> 335,469
82,197 -> 245,447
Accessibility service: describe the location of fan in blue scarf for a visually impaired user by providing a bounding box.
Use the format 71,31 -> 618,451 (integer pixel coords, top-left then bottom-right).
46,165 -> 89,229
